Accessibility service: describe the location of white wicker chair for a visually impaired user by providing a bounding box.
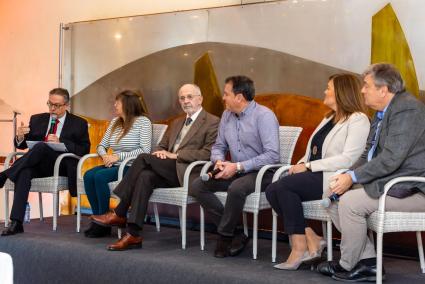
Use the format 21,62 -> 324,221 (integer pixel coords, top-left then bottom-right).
3,152 -> 80,231
366,177 -> 425,284
199,126 -> 302,260
75,123 -> 168,232
111,160 -> 209,248
271,166 -> 333,263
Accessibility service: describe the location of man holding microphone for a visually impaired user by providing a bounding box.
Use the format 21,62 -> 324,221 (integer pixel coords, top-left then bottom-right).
0,88 -> 90,236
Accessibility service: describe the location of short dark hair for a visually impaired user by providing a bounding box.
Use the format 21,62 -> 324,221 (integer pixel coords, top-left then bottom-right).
49,88 -> 70,103
225,75 -> 255,101
362,63 -> 405,94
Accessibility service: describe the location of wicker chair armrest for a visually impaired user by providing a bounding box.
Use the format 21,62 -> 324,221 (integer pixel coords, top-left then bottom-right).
117,156 -> 139,181
182,161 -> 210,191
272,165 -> 292,182
4,152 -> 25,170
200,161 -> 214,176
378,176 -> 425,214
254,164 -> 285,194
54,153 -> 81,177
76,153 -> 100,179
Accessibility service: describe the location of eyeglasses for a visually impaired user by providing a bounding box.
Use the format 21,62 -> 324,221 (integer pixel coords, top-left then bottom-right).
47,101 -> 66,109
178,94 -> 200,101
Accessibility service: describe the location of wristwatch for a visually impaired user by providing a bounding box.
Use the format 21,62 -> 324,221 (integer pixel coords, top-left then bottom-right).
236,162 -> 243,174
305,162 -> 311,171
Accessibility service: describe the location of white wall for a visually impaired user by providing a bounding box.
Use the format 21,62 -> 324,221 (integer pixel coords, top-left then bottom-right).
0,0 -> 241,221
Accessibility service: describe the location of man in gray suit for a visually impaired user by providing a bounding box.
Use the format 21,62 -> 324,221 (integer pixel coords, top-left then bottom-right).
317,63 -> 425,282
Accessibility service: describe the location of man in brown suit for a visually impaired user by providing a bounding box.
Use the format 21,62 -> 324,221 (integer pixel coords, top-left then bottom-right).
92,84 -> 219,250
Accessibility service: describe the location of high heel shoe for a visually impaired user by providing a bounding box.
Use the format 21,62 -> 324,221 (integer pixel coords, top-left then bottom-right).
302,239 -> 327,263
273,251 -> 310,270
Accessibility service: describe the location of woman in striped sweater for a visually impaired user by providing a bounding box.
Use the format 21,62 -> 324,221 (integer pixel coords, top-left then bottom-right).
84,90 -> 152,238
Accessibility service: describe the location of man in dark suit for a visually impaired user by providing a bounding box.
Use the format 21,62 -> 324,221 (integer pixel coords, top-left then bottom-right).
92,84 -> 220,250
317,63 -> 425,282
0,88 -> 90,236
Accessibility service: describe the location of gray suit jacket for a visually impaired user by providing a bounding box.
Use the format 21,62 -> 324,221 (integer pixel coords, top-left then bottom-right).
352,92 -> 425,198
156,109 -> 220,185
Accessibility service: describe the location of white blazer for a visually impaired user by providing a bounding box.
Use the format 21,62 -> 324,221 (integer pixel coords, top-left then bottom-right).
298,112 -> 370,196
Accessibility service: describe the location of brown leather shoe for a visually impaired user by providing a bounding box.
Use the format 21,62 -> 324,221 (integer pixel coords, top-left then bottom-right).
107,233 -> 143,251
91,211 -> 127,227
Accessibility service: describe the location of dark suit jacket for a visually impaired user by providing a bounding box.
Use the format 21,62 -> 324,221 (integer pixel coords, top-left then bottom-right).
352,92 -> 425,198
15,111 -> 90,196
156,109 -> 220,185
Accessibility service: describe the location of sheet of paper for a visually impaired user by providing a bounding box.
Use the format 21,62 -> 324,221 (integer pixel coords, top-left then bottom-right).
26,141 -> 68,152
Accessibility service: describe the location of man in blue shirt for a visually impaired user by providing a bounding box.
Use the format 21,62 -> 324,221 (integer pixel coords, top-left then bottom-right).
190,75 -> 280,258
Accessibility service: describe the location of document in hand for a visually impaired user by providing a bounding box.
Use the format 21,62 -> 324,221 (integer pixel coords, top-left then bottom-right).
27,141 -> 68,152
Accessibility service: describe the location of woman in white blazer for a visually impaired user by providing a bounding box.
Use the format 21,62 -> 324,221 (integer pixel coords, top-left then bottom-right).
265,73 -> 370,270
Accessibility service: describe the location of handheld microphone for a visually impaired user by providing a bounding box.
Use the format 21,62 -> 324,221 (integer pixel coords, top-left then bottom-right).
321,193 -> 340,208
201,168 -> 221,181
49,114 -> 58,134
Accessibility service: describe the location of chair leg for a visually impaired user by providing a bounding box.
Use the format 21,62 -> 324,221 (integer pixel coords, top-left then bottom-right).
272,211 -> 277,263
368,230 -> 375,245
416,231 -> 425,273
376,231 -> 384,284
253,212 -> 258,260
53,193 -> 58,231
117,228 -> 122,239
243,212 -> 248,236
200,206 -> 205,251
153,203 -> 160,232
327,220 -> 333,261
39,192 -> 43,221
181,206 -> 187,250
4,189 -> 9,228
76,193 -> 81,233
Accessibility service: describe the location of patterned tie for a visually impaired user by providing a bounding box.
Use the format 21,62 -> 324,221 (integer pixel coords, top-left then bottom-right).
367,111 -> 384,161
185,117 -> 192,126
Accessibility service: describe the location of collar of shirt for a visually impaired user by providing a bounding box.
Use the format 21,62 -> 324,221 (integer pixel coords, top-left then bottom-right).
234,101 -> 256,118
377,96 -> 394,120
376,105 -> 388,121
187,107 -> 202,124
56,112 -> 67,125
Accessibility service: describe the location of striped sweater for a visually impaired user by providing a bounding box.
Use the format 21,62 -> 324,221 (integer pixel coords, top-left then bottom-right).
97,116 -> 152,165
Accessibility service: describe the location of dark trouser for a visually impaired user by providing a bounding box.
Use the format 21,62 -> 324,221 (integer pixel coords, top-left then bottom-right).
83,165 -> 129,215
113,153 -> 180,228
2,143 -> 61,222
265,171 -> 323,235
189,170 -> 274,237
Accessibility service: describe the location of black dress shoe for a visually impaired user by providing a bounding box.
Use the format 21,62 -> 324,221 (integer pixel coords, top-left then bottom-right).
317,260 -> 347,276
1,220 -> 24,236
214,235 -> 232,258
230,233 -> 250,256
332,261 -> 384,282
84,222 -> 96,236
86,223 -> 111,238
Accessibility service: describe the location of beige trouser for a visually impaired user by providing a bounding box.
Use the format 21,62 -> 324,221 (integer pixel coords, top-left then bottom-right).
327,187 -> 425,270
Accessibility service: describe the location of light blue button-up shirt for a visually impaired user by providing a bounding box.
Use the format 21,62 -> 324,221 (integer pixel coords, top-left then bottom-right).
211,101 -> 280,173
348,105 -> 388,183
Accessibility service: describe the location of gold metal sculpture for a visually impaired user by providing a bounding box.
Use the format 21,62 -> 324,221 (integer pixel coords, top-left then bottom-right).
372,3 -> 419,97
194,52 -> 224,117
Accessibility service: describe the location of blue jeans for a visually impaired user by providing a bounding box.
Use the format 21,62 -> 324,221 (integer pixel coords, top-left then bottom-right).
83,165 -> 129,215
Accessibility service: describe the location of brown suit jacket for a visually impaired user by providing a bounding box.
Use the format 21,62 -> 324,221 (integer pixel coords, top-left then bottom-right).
155,109 -> 220,185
